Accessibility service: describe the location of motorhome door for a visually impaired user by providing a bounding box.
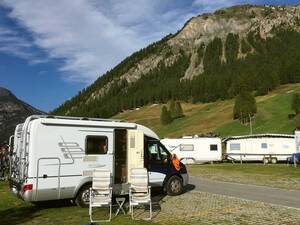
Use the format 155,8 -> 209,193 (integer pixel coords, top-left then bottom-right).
35,158 -> 61,201
127,130 -> 144,183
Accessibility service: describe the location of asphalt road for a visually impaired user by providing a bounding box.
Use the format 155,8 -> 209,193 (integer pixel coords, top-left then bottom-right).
189,176 -> 300,209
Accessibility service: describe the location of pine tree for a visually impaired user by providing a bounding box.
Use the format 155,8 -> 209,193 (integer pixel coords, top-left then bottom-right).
168,100 -> 176,119
292,93 -> 300,114
233,91 -> 257,124
174,101 -> 184,118
160,106 -> 172,125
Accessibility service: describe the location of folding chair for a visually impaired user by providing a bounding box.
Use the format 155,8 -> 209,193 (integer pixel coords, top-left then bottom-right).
129,168 -> 152,220
89,170 -> 112,223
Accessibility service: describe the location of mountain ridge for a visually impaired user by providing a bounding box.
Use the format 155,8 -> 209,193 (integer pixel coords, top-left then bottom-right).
52,4 -> 300,118
0,87 -> 44,144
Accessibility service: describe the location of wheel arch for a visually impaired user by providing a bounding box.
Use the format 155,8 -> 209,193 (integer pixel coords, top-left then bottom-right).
73,177 -> 92,198
162,173 -> 183,192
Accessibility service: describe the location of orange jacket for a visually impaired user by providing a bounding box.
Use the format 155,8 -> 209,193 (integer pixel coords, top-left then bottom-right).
172,154 -> 181,171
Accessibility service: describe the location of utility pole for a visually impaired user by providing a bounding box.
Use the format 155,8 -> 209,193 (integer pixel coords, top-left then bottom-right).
249,114 -> 252,135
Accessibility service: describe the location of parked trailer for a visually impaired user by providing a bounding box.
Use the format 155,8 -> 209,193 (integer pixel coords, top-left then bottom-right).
161,136 -> 222,164
223,134 -> 296,164
8,115 -> 188,207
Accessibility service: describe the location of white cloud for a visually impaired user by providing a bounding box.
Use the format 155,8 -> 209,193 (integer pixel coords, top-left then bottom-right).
0,26 -> 37,60
0,0 -> 249,83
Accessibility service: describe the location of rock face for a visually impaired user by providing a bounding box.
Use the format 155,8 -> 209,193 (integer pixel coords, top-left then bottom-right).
0,87 -> 44,144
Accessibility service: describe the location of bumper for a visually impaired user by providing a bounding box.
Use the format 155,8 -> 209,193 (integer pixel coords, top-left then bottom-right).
9,181 -> 33,202
181,173 -> 189,186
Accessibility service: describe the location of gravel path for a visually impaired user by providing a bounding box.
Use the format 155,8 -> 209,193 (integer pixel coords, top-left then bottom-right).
190,176 -> 300,209
150,191 -> 300,225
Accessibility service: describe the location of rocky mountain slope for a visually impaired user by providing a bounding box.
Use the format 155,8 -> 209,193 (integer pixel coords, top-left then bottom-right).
53,4 -> 300,118
0,87 -> 44,144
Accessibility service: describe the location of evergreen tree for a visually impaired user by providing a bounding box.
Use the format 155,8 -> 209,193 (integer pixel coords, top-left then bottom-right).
233,91 -> 257,123
174,101 -> 184,118
292,93 -> 300,114
160,106 -> 172,125
168,100 -> 176,118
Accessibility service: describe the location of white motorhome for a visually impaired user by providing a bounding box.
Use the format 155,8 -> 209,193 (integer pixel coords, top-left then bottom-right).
8,115 -> 188,207
161,136 -> 222,164
224,134 -> 296,163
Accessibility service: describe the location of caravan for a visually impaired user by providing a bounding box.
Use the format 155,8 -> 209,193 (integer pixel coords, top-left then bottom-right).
161,136 -> 222,164
224,134 -> 296,163
8,115 -> 188,207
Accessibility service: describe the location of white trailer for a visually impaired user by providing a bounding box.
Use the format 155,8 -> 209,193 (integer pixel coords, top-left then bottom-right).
295,131 -> 300,153
8,115 -> 188,207
224,134 -> 296,163
161,136 -> 222,164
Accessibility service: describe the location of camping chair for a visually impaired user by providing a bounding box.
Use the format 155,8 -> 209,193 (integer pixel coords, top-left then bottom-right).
129,168 -> 152,220
89,170 -> 112,223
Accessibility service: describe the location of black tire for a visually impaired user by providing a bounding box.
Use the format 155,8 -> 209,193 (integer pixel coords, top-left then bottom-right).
165,176 -> 183,196
75,184 -> 91,208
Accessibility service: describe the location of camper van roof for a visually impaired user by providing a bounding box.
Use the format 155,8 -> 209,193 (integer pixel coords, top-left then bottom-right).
26,115 -> 160,140
223,133 -> 294,142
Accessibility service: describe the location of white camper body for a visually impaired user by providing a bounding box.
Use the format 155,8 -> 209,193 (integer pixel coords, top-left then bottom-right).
295,131 -> 300,153
224,134 -> 296,163
161,136 -> 222,164
9,115 -> 188,206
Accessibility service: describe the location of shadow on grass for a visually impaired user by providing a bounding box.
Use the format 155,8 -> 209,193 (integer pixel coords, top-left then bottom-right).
0,200 -> 74,225
0,205 -> 41,225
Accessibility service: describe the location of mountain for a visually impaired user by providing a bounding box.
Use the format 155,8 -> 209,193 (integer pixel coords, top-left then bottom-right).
53,4 -> 300,118
0,87 -> 44,144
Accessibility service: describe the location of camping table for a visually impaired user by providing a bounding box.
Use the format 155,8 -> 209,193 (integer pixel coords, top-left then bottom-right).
115,197 -> 126,215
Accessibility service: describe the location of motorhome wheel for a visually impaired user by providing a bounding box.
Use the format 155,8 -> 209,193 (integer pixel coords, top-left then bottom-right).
263,157 -> 269,164
166,176 -> 183,196
271,158 -> 277,164
75,184 -> 91,208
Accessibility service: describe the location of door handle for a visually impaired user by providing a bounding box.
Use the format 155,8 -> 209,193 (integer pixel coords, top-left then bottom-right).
43,174 -> 47,178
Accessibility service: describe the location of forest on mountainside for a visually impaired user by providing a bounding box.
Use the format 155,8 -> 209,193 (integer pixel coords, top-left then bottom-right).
52,28 -> 300,118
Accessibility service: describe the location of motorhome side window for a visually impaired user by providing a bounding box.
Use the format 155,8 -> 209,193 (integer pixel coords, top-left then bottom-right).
261,143 -> 268,149
230,143 -> 240,151
180,144 -> 194,151
86,136 -> 108,155
210,144 -> 218,151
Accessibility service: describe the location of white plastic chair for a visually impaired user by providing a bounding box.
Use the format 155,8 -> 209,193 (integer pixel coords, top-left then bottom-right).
129,168 -> 152,220
89,170 -> 112,223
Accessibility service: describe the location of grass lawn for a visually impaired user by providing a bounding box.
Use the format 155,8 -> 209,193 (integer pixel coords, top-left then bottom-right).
0,182 -> 154,225
187,163 -> 300,190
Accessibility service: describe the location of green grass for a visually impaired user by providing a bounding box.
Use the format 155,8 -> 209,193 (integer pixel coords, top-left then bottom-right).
0,182 -> 154,225
114,83 -> 300,138
187,163 -> 300,190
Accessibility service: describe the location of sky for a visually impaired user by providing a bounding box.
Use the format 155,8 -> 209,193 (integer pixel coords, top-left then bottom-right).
0,0 -> 299,112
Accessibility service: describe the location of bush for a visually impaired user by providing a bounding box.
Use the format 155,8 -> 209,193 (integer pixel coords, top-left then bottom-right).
288,114 -> 296,120
292,93 -> 300,115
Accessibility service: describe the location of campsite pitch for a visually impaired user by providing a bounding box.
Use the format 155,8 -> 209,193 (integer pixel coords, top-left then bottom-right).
1,180 -> 300,225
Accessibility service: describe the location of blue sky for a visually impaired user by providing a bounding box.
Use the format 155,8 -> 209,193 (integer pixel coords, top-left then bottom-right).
0,0 -> 299,112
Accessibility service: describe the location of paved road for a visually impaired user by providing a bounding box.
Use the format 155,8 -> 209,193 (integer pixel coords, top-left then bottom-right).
189,176 -> 300,209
